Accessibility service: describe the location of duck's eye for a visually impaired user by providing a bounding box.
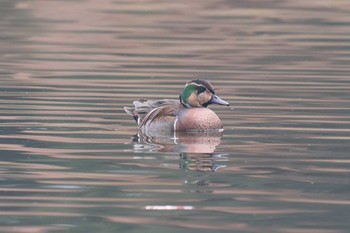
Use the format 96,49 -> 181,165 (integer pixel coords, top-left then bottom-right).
197,86 -> 206,94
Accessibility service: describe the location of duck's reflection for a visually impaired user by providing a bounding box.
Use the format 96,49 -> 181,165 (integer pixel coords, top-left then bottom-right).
179,152 -> 227,172
132,130 -> 227,172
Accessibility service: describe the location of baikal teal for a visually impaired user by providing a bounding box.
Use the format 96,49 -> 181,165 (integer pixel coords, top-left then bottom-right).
124,79 -> 230,135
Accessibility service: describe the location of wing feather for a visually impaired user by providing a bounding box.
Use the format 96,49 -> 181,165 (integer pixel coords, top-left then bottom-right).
138,104 -> 179,129
124,99 -> 182,128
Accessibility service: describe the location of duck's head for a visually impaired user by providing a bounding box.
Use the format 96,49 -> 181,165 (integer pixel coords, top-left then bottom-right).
180,79 -> 229,108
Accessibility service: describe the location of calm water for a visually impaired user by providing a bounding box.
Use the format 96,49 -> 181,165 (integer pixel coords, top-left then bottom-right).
1,0 -> 350,232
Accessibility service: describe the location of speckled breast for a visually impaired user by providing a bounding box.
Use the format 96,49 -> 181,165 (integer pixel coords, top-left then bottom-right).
176,108 -> 223,131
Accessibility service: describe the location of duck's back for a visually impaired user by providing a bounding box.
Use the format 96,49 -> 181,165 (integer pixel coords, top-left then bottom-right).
124,99 -> 180,126
124,99 -> 224,134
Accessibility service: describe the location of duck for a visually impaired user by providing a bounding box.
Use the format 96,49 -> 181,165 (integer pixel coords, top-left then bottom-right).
124,79 -> 229,134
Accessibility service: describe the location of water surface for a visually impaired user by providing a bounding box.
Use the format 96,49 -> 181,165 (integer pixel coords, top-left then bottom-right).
1,0 -> 350,233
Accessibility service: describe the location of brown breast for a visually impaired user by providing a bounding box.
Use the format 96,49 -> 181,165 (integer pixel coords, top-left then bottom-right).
176,108 -> 223,131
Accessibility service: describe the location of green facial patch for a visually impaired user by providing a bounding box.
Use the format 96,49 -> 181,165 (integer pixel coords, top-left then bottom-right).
180,84 -> 197,105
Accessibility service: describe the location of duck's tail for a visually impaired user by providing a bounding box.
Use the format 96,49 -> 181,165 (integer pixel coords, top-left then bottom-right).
124,100 -> 151,126
124,107 -> 138,122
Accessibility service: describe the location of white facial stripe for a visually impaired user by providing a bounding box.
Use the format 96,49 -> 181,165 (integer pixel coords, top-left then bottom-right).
185,82 -> 205,88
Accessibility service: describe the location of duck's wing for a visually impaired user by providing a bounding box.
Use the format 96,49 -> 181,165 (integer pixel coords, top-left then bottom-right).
138,103 -> 181,129
124,99 -> 180,126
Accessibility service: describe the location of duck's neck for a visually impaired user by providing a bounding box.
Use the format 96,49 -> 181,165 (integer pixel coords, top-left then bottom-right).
179,94 -> 190,108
